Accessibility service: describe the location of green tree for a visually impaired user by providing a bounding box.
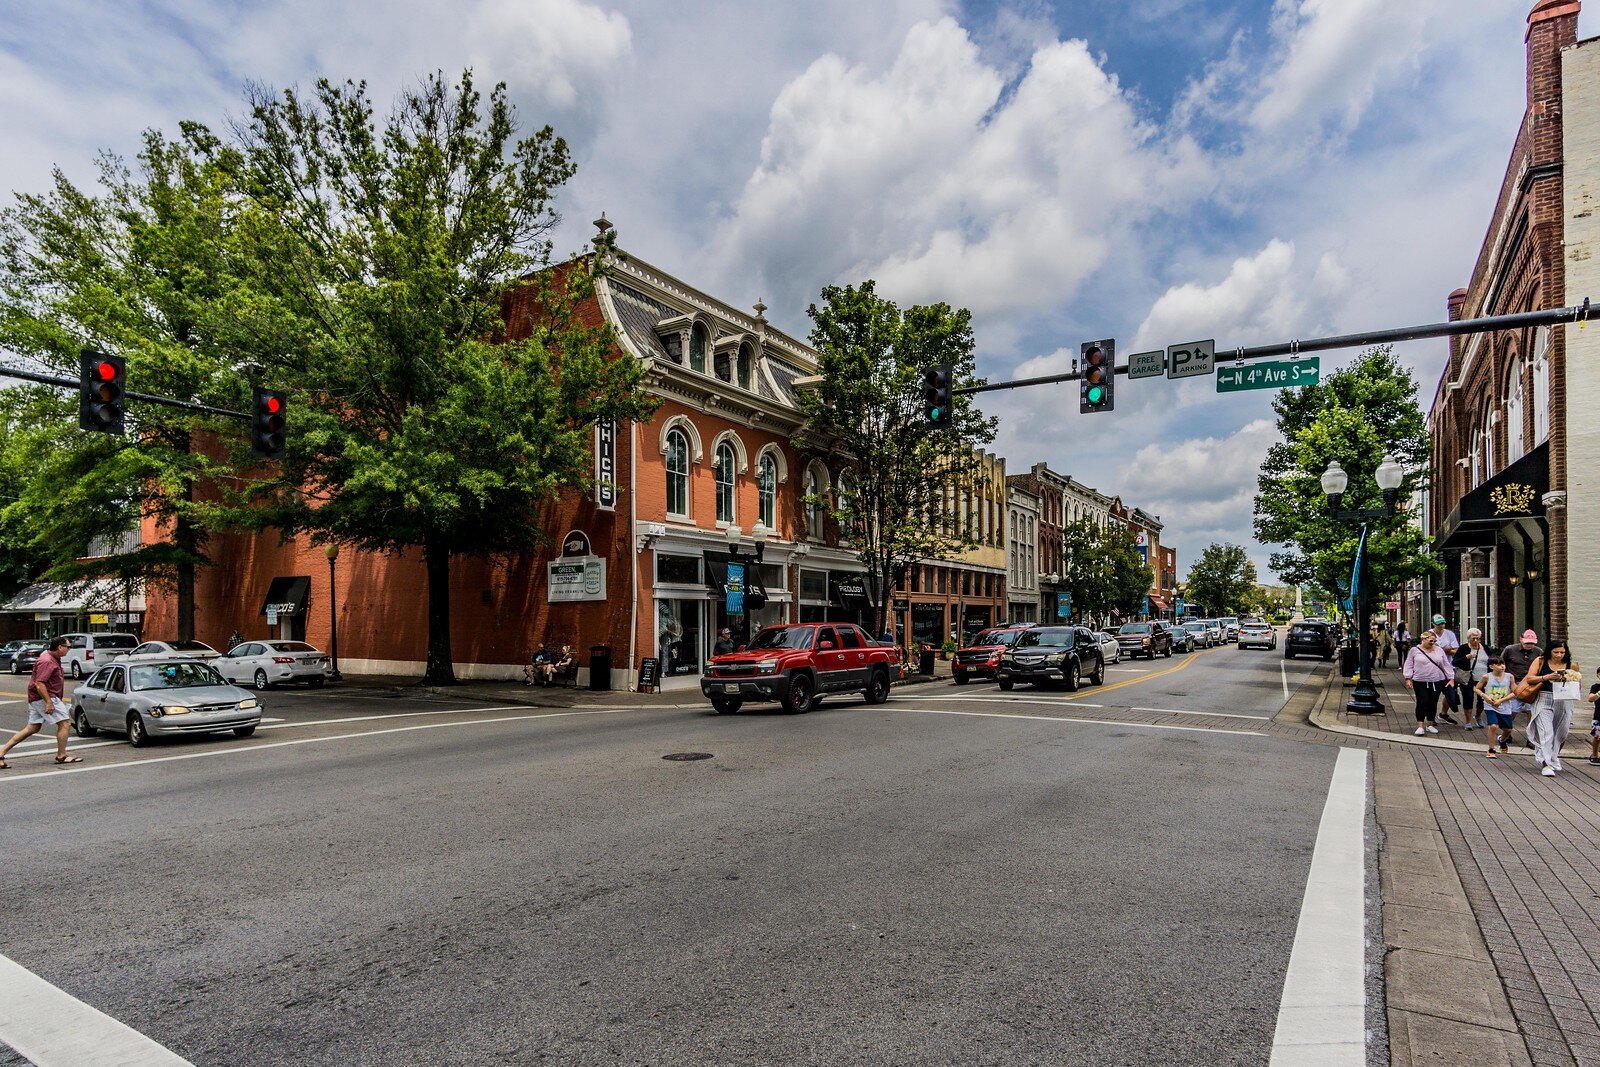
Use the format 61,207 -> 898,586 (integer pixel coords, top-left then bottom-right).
797,281 -> 997,636
0,393 -> 53,600
1253,346 -> 1438,600
1184,543 -> 1258,615
238,72 -> 656,684
0,125 -> 263,636
1059,518 -> 1154,622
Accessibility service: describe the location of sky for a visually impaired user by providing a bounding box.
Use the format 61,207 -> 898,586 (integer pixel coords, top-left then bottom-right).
4,0 -> 1593,579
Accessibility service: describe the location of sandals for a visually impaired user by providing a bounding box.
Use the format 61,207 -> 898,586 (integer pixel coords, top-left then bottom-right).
0,758 -> 8,770
54,755 -> 83,765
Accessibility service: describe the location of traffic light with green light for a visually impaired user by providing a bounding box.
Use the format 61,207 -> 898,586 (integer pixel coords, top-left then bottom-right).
922,364 -> 954,427
78,351 -> 126,434
1079,340 -> 1115,413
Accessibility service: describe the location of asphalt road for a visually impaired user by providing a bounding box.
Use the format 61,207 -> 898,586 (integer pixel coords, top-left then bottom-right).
0,642 -> 1353,1066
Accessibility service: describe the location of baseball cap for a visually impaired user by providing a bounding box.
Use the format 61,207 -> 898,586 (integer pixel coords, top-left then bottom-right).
1431,615 -> 1446,625
1522,629 -> 1538,643
719,628 -> 732,636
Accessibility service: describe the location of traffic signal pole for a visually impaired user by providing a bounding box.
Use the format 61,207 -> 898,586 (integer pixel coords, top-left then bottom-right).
0,363 -> 251,420
954,299 -> 1591,396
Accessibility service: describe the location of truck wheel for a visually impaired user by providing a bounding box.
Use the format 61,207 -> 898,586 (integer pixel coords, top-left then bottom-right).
1164,645 -> 1172,657
1285,650 -> 1295,659
782,673 -> 815,714
710,696 -> 742,714
953,670 -> 968,685
864,669 -> 890,705
997,678 -> 1013,692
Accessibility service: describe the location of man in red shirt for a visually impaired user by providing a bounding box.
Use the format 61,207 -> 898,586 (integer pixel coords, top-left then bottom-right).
0,635 -> 80,768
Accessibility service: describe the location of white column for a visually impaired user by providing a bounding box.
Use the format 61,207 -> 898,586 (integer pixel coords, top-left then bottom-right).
1565,41 -> 1600,671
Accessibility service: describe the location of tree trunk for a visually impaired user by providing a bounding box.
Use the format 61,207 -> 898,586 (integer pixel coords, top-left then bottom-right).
422,533 -> 456,685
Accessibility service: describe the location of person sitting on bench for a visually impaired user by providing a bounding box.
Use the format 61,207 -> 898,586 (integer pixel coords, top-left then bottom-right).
525,642 -> 554,686
548,645 -> 577,686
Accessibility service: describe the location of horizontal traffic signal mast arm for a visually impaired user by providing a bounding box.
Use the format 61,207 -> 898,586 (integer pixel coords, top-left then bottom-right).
954,299 -> 1591,396
0,363 -> 251,420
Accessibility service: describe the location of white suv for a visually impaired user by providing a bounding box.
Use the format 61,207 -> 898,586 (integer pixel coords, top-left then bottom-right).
60,632 -> 139,679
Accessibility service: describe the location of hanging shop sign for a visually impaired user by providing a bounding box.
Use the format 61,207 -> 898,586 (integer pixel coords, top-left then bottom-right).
548,556 -> 607,603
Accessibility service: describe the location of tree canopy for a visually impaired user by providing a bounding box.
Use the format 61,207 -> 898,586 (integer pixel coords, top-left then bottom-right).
796,281 -> 997,636
1058,518 -> 1154,623
1183,543 -> 1258,616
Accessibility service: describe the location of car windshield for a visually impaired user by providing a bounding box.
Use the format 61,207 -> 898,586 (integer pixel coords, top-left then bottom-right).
747,627 -> 814,651
973,629 -> 1021,647
130,662 -> 227,691
1016,629 -> 1072,648
1118,623 -> 1151,635
1220,618 -> 1238,625
94,635 -> 137,649
170,641 -> 215,653
268,642 -> 318,653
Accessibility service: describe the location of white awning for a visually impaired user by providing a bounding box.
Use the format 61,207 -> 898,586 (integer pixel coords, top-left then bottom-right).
1,580 -> 146,614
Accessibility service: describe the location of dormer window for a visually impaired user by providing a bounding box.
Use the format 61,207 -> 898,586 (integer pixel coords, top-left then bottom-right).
690,323 -> 708,374
662,333 -> 683,364
737,344 -> 753,390
714,349 -> 731,382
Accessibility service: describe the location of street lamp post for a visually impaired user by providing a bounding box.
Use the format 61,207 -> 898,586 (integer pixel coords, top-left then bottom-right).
324,543 -> 343,682
724,523 -> 767,648
1322,456 -> 1404,715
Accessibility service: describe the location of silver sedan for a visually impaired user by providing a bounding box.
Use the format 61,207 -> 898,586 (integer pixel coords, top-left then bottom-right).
71,659 -> 263,747
1093,631 -> 1121,665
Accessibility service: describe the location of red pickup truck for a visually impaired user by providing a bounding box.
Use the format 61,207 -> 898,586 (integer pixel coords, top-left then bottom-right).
701,622 -> 898,714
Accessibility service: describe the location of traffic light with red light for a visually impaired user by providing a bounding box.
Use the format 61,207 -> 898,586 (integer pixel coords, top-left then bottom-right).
251,388 -> 287,459
922,364 -> 954,428
1080,340 -> 1115,413
78,351 -> 127,434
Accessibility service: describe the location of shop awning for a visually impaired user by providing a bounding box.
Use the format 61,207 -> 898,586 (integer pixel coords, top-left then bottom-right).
259,576 -> 311,617
829,573 -> 872,612
1,579 -> 145,614
1432,443 -> 1549,552
701,552 -> 769,601
1148,596 -> 1170,612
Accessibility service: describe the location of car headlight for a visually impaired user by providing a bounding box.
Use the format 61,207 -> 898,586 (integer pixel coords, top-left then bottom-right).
148,705 -> 164,717
756,660 -> 778,675
1056,651 -> 1070,664
1141,637 -> 1150,646
238,698 -> 259,710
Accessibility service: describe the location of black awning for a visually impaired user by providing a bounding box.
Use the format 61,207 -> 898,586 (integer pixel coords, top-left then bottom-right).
829,573 -> 871,611
1433,443 -> 1549,552
701,551 -> 769,599
259,575 -> 311,617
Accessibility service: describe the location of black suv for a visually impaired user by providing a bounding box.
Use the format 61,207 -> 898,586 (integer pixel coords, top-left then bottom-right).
996,626 -> 1105,692
1284,620 -> 1338,661
1115,621 -> 1174,660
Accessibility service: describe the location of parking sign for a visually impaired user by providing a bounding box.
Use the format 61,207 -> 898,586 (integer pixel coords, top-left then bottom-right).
1166,339 -> 1215,379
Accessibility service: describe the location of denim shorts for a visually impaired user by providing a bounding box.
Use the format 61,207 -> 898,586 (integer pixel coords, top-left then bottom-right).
1486,710 -> 1515,730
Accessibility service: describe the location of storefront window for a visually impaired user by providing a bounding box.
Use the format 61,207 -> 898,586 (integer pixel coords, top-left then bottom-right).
656,600 -> 702,676
800,569 -> 828,601
657,554 -> 700,586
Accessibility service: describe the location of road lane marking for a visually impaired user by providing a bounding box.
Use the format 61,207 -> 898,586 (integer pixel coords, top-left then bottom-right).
898,707 -> 1263,737
914,695 -> 1104,707
1108,668 -> 1148,674
1281,660 -> 1290,701
0,951 -> 194,1066
1131,707 -> 1270,721
0,708 -> 643,784
1270,747 -> 1368,1066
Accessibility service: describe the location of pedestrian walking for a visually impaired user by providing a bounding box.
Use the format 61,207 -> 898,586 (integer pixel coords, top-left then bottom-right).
0,636 -> 80,768
1455,628 -> 1491,729
1428,615 -> 1461,723
1403,629 -> 1455,735
1501,630 -> 1544,750
1524,639 -> 1579,777
1396,624 -> 1412,660
227,629 -> 243,650
1375,625 -> 1394,669
712,628 -> 738,657
1586,666 -> 1600,766
1476,657 -> 1517,757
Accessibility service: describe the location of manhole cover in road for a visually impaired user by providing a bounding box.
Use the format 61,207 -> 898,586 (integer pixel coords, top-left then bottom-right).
662,752 -> 714,762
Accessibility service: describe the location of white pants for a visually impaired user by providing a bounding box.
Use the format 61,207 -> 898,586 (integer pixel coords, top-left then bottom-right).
1531,694 -> 1573,771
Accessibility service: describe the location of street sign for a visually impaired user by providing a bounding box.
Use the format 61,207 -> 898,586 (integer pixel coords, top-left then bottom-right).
725,562 -> 745,615
1166,339 -> 1214,379
266,606 -> 279,626
1216,357 -> 1320,393
1128,349 -> 1165,379
1175,597 -> 1186,616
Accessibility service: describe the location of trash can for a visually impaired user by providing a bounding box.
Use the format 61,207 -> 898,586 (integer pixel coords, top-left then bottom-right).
919,645 -> 936,675
588,644 -> 612,691
1339,643 -> 1358,679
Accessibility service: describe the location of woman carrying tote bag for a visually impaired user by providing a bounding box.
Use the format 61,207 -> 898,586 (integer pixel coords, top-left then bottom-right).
1523,639 -> 1581,777
1403,630 -> 1456,735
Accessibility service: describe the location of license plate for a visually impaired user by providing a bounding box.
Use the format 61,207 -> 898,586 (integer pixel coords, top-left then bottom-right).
723,684 -> 740,694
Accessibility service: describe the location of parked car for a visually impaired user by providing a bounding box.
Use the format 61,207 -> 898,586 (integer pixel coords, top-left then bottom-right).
1115,621 -> 1173,660
1178,622 -> 1213,649
1284,621 -> 1338,661
114,640 -> 223,664
1217,617 -> 1241,641
215,640 -> 330,689
1198,619 -> 1224,644
1,640 -> 45,675
1237,620 -> 1278,650
702,622 -> 897,714
953,627 -> 1031,684
59,633 -> 139,679
1093,631 -> 1121,666
1169,626 -> 1195,654
996,626 -> 1105,691
70,658 -> 261,747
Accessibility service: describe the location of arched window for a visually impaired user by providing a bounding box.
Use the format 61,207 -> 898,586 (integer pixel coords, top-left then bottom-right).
1505,356 -> 1526,463
1532,327 -> 1551,445
714,442 -> 736,523
689,323 -> 708,374
805,466 -> 827,540
666,429 -> 690,517
758,453 -> 777,529
1481,404 -> 1496,477
835,470 -> 855,543
1470,429 -> 1483,490
737,344 -> 753,390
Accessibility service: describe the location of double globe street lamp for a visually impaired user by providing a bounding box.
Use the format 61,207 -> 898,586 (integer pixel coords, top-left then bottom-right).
724,523 -> 769,648
1321,455 -> 1405,715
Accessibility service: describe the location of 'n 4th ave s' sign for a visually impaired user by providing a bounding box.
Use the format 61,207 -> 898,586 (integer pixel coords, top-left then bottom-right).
1216,357 -> 1320,393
